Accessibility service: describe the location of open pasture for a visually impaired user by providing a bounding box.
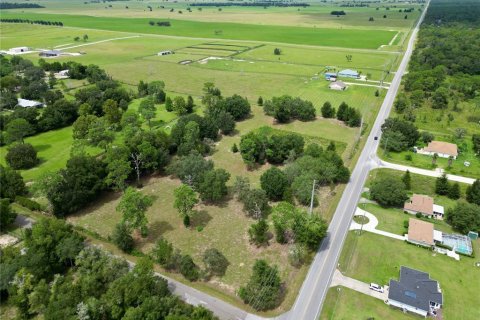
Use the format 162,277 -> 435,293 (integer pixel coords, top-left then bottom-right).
0,23 -> 385,184
0,127 -> 101,182
4,0 -> 421,30
1,11 -> 396,49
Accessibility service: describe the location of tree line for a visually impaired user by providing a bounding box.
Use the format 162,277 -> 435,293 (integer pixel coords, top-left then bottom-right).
0,18 -> 63,26
0,3 -> 44,9
189,2 -> 309,7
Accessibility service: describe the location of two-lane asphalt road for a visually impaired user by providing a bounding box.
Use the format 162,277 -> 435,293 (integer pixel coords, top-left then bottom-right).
287,2 -> 431,319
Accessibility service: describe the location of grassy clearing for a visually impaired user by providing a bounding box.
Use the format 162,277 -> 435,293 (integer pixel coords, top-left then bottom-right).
8,0 -> 420,30
320,286 -> 418,320
381,145 -> 480,179
0,127 -> 101,182
338,231 -> 480,320
1,12 -> 396,49
68,175 -> 311,314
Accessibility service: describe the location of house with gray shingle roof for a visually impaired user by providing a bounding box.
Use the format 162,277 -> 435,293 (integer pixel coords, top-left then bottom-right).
387,266 -> 443,317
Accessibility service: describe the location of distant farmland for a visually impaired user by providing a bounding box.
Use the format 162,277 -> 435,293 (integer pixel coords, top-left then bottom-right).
0,12 -> 396,49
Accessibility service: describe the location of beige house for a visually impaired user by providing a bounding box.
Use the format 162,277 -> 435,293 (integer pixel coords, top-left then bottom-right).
406,218 -> 442,248
417,141 -> 458,159
329,81 -> 347,91
404,194 -> 444,218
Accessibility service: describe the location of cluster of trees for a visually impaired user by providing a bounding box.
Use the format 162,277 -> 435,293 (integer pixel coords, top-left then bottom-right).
370,174 -> 409,207
380,118 -> 419,152
435,174 -> 461,200
0,165 -> 26,231
239,130 -> 304,167
0,18 -> 62,26
281,143 -> 349,206
0,56 -> 128,155
446,179 -> 480,234
322,101 -> 361,127
263,95 -> 316,123
239,260 -> 283,311
0,3 -> 44,9
0,218 -> 217,319
322,101 -> 362,127
148,21 -> 171,26
272,202 -> 328,252
151,238 -> 229,281
168,152 -> 230,204
331,10 -> 346,15
233,176 -> 270,220
473,134 -> 480,155
202,82 -> 251,134
401,1 -> 480,113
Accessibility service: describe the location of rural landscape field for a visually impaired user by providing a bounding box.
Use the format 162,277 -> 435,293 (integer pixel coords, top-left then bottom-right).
1,1 -> 479,320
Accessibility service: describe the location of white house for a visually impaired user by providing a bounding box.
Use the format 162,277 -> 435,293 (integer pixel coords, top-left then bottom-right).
54,69 -> 70,79
17,98 -> 44,108
329,80 -> 347,91
417,141 -> 458,159
9,47 -> 30,54
388,266 -> 442,318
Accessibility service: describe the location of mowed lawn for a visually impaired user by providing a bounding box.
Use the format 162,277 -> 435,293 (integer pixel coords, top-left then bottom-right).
1,12 -> 396,49
320,286 -> 418,320
68,175 -> 311,314
337,232 -> 480,320
0,127 -> 101,182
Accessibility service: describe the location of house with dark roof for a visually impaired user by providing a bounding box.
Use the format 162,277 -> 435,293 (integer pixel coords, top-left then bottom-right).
388,266 -> 443,317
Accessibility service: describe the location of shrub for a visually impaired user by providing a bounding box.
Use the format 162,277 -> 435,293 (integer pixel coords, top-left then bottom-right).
15,196 -> 41,211
112,223 -> 134,253
6,143 -> 39,169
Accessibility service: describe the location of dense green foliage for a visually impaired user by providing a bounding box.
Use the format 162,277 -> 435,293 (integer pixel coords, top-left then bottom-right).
239,260 -> 282,311
6,143 -> 38,169
401,0 -> 480,128
380,118 -> 420,152
0,165 -> 26,199
271,202 -> 328,250
284,145 -> 350,205
239,130 -> 304,167
260,167 -> 289,201
466,179 -> 480,205
263,95 -> 316,123
370,176 -> 409,207
0,222 -> 216,319
446,201 -> 480,234
0,198 -> 16,231
40,155 -> 106,217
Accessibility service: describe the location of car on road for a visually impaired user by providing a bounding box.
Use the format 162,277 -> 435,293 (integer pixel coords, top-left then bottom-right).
374,136 -> 378,140
369,283 -> 384,293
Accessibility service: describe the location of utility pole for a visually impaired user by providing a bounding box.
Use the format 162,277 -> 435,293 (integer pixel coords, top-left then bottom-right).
309,179 -> 316,215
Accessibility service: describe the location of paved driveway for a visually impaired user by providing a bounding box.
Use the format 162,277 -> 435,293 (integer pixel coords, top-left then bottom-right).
331,269 -> 388,301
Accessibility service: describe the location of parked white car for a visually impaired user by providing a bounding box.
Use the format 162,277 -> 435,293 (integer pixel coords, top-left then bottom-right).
369,283 -> 384,293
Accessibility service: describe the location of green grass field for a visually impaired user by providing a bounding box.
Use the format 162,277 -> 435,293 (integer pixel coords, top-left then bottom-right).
3,0 -> 421,30
321,286 -> 418,320
0,127 -> 101,182
337,231 -> 480,320
1,11 -> 396,49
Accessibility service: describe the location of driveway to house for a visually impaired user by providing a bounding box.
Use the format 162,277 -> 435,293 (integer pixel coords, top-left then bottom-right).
331,269 -> 388,301
350,208 -> 406,241
375,157 -> 476,185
